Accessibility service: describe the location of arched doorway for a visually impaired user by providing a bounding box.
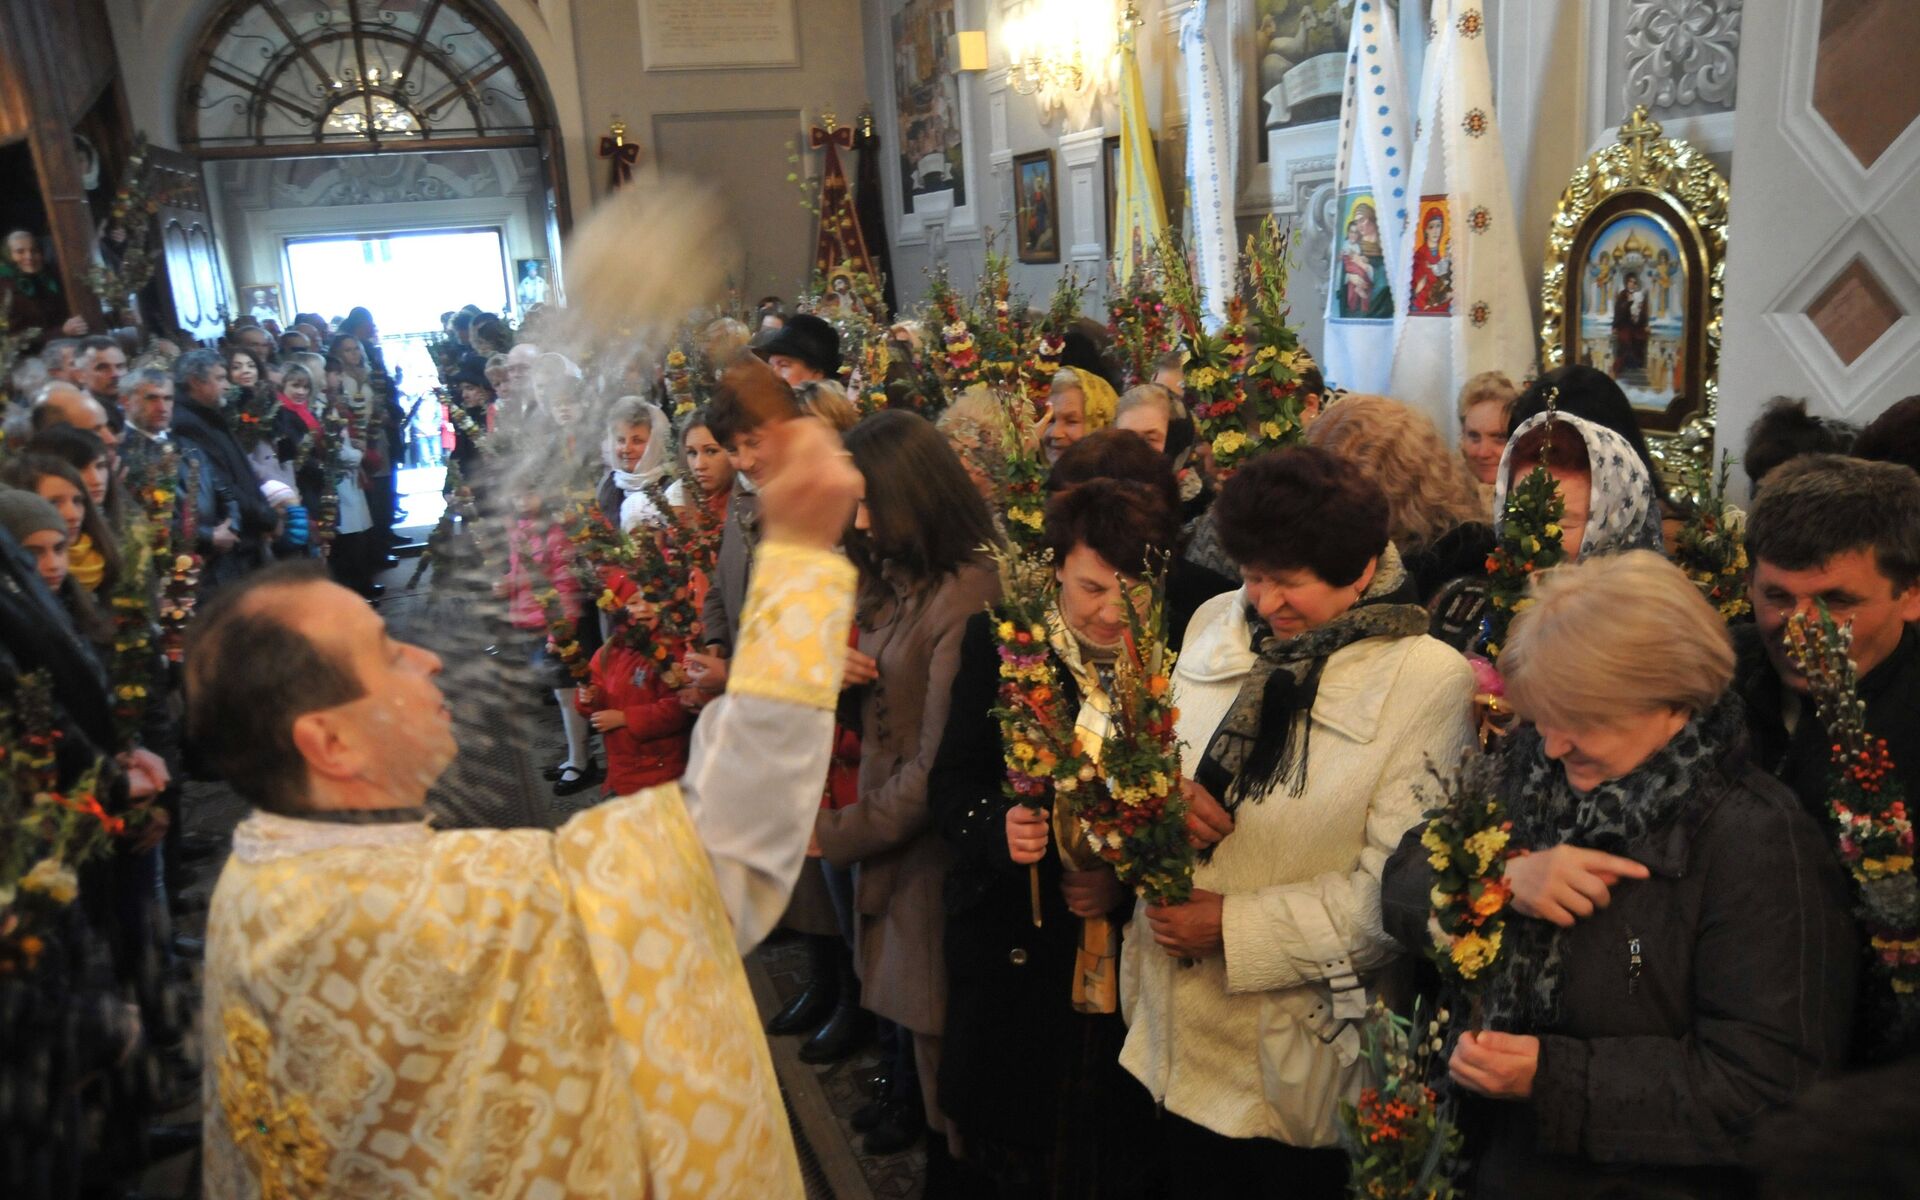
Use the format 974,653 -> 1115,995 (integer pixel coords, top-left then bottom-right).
178,0 -> 565,177
174,0 -> 571,533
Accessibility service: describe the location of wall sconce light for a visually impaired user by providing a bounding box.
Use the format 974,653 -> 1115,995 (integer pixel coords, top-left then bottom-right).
951,30 -> 988,72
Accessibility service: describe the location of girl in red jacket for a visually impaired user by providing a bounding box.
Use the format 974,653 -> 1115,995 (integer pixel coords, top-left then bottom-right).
575,581 -> 693,795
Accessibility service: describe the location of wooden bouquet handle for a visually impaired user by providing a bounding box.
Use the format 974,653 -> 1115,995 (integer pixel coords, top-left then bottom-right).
1029,862 -> 1043,928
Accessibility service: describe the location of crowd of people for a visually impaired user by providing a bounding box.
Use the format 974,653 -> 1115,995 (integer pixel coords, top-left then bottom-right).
3,257 -> 1920,1200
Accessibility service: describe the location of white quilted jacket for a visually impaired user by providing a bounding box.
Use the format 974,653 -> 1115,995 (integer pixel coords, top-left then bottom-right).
1119,588 -> 1476,1146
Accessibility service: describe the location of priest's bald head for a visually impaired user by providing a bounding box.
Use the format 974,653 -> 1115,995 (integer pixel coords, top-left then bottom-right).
185,562 -> 456,813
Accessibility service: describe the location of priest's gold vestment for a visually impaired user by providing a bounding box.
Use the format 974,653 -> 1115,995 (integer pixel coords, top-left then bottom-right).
201,544 -> 855,1198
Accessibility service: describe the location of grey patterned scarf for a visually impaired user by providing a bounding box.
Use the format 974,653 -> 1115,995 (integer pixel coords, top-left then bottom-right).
1195,544 -> 1431,810
1480,695 -> 1742,1032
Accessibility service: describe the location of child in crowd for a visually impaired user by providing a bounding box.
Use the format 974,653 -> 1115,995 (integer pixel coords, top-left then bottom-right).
575,582 -> 692,796
496,491 -> 598,795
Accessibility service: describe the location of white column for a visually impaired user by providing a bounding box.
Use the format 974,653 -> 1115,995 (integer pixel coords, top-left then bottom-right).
1058,125 -> 1108,267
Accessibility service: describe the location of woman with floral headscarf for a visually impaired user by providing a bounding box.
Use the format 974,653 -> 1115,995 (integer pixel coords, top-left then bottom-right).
1493,411 -> 1664,561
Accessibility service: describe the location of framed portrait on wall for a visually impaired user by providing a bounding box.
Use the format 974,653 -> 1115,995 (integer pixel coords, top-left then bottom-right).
1012,150 -> 1060,264
515,258 -> 551,311
242,282 -> 283,326
1540,108 -> 1729,483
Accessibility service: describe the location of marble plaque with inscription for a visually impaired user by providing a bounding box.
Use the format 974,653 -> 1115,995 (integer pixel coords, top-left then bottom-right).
639,0 -> 798,70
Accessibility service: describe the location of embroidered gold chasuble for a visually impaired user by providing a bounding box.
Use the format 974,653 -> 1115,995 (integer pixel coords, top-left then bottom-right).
202,544 -> 856,1198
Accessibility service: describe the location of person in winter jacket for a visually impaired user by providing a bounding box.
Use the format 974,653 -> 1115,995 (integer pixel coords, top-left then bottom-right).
1381,551 -> 1856,1199
575,581 -> 691,796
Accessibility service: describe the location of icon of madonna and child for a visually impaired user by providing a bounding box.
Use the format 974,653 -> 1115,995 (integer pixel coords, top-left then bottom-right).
1575,212 -> 1690,412
1332,192 -> 1454,321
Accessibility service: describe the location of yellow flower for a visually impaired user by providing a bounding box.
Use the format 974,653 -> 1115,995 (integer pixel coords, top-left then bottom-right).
1259,420 -> 1283,440
1449,929 -> 1502,978
21,858 -> 79,904
1254,344 -> 1278,362
1463,826 -> 1510,875
666,349 -> 687,368
1544,523 -> 1562,538
1212,429 -> 1248,457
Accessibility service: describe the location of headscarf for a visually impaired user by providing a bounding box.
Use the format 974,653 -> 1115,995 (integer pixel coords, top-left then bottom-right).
1492,411 -> 1663,558
608,400 -> 673,534
1068,367 -> 1119,433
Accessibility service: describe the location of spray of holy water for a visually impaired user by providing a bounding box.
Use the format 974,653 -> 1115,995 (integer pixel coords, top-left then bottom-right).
381,173 -> 741,828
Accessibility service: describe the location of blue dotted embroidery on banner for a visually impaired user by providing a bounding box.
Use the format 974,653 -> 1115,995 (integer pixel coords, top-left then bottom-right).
1397,209 -> 1407,220
1370,65 -> 1381,75
1389,166 -> 1401,177
1385,147 -> 1396,156
1374,85 -> 1385,95
1364,23 -> 1374,33
1378,105 -> 1388,115
1383,126 -> 1392,135
1393,187 -> 1404,197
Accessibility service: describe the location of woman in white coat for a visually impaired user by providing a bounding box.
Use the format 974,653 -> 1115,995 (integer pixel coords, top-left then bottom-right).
1119,447 -> 1477,1199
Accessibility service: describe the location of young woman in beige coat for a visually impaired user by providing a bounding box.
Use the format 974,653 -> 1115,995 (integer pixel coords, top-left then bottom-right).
813,411 -> 1003,1166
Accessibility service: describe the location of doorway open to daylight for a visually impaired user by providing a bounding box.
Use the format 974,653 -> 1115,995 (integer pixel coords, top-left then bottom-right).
284,226 -> 514,534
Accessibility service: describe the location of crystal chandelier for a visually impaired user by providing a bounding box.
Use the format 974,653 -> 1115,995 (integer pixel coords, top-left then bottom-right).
323,54 -> 418,138
1010,47 -> 1084,97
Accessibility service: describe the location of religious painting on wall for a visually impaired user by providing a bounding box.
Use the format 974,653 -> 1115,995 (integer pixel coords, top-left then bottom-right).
1572,213 -> 1688,410
1408,196 -> 1453,316
891,0 -> 967,213
1250,0 -> 1352,160
1013,150 -> 1059,264
1332,189 -> 1392,318
1540,107 -> 1728,486
243,282 -> 283,326
516,259 -> 551,312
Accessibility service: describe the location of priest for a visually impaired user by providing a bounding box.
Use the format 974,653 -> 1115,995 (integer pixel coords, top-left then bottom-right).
185,411 -> 859,1198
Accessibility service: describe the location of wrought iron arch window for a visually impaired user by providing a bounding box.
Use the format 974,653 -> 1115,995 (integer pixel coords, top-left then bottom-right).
181,0 -> 551,155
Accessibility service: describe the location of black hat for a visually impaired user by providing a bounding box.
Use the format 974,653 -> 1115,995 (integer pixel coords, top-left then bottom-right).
754,313 -> 841,376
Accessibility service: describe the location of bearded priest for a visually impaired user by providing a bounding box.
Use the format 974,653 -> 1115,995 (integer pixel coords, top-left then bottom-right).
185,414 -> 859,1198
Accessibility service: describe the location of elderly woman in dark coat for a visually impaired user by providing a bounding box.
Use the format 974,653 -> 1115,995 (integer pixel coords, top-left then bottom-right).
813,411 -> 1003,1164
1382,550 -> 1857,1198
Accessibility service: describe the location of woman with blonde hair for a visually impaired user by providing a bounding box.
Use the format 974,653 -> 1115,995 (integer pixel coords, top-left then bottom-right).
792,378 -> 861,432
935,384 -> 1016,508
1382,551 -> 1856,1199
1307,393 -> 1491,608
1458,369 -> 1519,508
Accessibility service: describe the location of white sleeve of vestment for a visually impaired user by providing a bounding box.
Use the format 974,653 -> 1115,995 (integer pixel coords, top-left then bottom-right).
679,541 -> 855,953
681,691 -> 835,953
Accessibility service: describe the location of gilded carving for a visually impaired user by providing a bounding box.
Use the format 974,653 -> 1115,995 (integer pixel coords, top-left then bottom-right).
1540,106 -> 1730,490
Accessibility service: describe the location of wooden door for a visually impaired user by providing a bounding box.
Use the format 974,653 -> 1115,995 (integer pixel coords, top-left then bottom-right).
1718,0 -> 1920,492
148,145 -> 231,343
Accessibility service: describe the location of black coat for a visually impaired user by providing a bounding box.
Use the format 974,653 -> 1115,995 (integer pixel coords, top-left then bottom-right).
1381,733 -> 1857,1199
171,397 -> 277,551
929,612 -> 1153,1183
1733,622 -> 1920,826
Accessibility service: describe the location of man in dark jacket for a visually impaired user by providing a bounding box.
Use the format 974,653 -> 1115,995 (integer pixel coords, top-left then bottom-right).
170,348 -> 277,586
1733,454 -> 1920,820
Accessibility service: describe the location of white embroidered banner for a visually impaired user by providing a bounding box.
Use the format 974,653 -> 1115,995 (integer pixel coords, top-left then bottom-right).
1322,0 -> 1414,396
1388,0 -> 1535,435
1181,0 -> 1236,327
